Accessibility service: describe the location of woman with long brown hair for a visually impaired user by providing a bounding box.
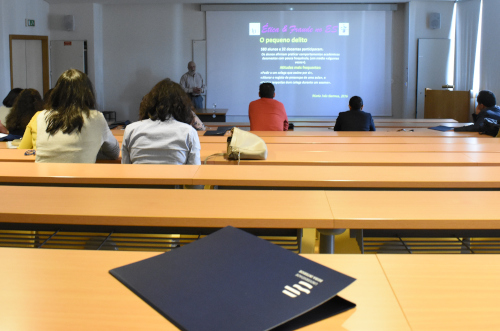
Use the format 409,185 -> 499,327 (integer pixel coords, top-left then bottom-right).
35,69 -> 119,163
121,78 -> 200,164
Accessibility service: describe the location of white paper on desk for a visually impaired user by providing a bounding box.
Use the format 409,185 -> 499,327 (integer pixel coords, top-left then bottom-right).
0,133 -> 7,138
7,141 -> 19,149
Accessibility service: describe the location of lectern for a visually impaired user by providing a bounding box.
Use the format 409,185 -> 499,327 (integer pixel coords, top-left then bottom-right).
424,89 -> 474,123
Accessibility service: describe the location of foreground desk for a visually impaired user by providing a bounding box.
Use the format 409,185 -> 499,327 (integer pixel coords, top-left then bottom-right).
378,254 -> 500,331
0,248 -> 410,331
327,190 -> 500,230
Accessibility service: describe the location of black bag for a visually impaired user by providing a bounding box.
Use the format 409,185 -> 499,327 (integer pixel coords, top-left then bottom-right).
480,118 -> 500,137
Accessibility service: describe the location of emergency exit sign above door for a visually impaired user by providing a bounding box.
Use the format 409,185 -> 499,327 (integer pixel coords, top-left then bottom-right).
25,19 -> 35,27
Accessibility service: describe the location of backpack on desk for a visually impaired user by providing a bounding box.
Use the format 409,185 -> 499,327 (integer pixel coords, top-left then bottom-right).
227,127 -> 267,161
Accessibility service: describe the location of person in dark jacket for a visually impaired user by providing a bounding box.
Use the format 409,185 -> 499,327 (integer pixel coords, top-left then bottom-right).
454,90 -> 500,132
334,96 -> 376,131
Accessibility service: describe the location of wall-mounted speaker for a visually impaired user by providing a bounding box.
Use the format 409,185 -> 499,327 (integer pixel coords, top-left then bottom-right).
429,13 -> 441,30
63,15 -> 75,31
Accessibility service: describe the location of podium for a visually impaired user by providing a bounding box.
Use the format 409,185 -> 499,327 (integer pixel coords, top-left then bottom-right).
424,89 -> 474,123
195,108 -> 228,122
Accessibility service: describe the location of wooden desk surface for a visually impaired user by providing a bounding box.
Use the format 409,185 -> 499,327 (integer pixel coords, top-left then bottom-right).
201,142 -> 500,153
287,117 -> 458,123
202,121 -> 467,128
327,191 -> 500,229
204,151 -> 480,166
0,186 -> 334,229
378,254 -> 500,331
199,135 -> 496,144
0,248 -> 410,331
1,163 -> 500,189
193,165 -> 500,189
0,163 -> 199,185
220,130 -> 478,137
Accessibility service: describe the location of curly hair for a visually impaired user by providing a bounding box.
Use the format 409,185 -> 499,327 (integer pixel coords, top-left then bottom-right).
5,89 -> 43,135
45,69 -> 96,135
139,79 -> 193,124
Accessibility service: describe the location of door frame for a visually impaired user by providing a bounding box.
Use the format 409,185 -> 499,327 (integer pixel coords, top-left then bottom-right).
9,34 -> 50,94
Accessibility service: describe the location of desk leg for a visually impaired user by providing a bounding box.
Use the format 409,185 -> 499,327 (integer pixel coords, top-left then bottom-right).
318,229 -> 346,254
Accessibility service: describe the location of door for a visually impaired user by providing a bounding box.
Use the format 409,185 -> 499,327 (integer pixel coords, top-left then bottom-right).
9,35 -> 49,95
11,39 -> 43,93
416,39 -> 453,118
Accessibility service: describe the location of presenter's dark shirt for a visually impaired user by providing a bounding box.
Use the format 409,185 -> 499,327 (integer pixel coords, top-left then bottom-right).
333,109 -> 376,131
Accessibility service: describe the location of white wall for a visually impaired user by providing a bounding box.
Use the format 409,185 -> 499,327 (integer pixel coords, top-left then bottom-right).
102,4 -> 205,121
405,0 -> 455,118
479,0 -> 500,96
48,3 -> 104,108
0,0 -> 49,103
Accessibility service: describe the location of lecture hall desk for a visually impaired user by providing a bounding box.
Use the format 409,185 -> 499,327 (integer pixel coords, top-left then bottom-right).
203,150 -> 500,166
201,142 -> 500,153
1,163 -> 500,189
0,248 -> 410,331
2,249 -> 499,330
0,186 -> 334,230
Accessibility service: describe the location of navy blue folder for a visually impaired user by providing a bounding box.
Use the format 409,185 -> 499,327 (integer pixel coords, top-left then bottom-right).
110,226 -> 356,331
428,125 -> 454,132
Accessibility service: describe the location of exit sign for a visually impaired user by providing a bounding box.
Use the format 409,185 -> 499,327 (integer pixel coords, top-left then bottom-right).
25,19 -> 35,27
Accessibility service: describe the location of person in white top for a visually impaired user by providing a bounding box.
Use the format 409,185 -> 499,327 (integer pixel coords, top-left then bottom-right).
35,69 -> 119,163
179,61 -> 206,109
121,79 -> 201,165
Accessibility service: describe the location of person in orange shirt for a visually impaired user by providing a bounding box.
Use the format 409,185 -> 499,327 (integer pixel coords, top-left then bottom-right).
248,83 -> 288,131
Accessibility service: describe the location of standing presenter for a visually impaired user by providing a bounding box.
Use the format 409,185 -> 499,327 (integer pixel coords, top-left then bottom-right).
180,61 -> 206,109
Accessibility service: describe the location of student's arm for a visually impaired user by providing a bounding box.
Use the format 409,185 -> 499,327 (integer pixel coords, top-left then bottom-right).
186,129 -> 201,165
190,111 -> 206,131
18,125 -> 33,149
179,74 -> 191,94
96,116 -> 120,160
370,115 -> 376,131
282,105 -> 289,131
18,112 -> 39,149
333,114 -> 342,131
0,121 -> 8,134
120,129 -> 131,164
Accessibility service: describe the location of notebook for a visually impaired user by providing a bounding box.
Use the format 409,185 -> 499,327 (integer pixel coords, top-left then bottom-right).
110,226 -> 356,331
428,125 -> 454,132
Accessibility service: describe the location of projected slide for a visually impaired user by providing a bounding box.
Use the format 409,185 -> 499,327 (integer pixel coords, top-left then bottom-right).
207,11 -> 392,117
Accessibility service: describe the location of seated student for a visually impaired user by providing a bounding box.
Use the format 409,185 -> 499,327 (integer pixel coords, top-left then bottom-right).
18,89 -> 52,149
334,96 -> 376,131
248,83 -> 288,131
454,90 -> 500,132
121,79 -> 201,165
0,88 -> 23,134
35,69 -> 119,163
4,89 -> 43,136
